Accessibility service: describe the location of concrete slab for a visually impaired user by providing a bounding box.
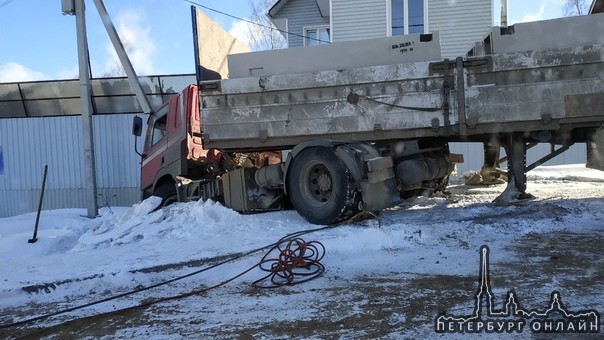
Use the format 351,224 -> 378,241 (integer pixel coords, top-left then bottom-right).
227,32 -> 441,78
477,12 -> 604,55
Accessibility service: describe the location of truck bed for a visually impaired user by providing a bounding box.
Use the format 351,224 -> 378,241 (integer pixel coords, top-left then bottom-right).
199,16 -> 604,152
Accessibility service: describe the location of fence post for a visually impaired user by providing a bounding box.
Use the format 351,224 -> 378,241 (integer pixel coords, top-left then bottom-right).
28,165 -> 48,244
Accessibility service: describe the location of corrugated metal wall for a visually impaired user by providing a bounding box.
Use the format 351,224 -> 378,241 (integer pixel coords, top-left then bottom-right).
429,0 -> 494,58
332,0 -> 387,43
450,142 -> 587,178
272,0 -> 330,47
0,114 -> 143,217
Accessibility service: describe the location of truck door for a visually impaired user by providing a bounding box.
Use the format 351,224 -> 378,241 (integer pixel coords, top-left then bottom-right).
140,102 -> 171,195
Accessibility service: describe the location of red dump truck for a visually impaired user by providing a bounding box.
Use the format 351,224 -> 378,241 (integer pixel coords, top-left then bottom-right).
133,11 -> 604,225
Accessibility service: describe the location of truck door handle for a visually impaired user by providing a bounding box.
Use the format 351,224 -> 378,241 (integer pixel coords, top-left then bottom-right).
161,156 -> 164,164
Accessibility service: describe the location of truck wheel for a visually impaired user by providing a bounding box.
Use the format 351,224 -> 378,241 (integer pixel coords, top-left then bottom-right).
287,147 -> 359,225
153,182 -> 178,209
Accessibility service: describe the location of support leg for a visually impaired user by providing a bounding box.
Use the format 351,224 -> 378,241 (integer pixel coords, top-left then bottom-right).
480,141 -> 507,185
494,133 -> 535,204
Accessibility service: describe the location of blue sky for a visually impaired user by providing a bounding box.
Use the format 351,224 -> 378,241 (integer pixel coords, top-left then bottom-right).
0,0 -> 568,83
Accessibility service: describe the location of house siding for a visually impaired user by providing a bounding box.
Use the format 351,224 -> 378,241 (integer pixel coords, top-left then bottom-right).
318,0 -> 493,58
271,0 -> 329,47
331,0 -> 387,43
429,0 -> 493,58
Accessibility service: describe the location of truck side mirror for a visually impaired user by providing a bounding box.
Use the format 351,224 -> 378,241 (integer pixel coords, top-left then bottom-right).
132,116 -> 143,136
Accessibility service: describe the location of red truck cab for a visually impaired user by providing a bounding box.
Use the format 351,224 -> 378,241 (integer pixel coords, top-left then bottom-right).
139,85 -> 221,205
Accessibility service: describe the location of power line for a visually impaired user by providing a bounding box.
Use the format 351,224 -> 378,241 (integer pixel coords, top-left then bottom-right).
0,0 -> 15,8
184,0 -> 331,45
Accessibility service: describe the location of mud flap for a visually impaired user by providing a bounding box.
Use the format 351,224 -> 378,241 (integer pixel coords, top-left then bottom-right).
587,128 -> 604,171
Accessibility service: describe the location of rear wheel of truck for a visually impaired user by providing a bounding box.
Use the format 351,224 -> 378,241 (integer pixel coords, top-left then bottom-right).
153,182 -> 178,210
287,147 -> 359,225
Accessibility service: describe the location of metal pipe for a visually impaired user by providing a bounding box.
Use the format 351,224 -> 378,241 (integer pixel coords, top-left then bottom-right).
501,0 -> 508,27
28,165 -> 48,244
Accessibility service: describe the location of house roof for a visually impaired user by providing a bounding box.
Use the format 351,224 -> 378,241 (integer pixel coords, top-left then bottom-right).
0,74 -> 195,118
270,0 -> 604,18
591,0 -> 604,13
268,0 -> 329,18
268,0 -> 286,18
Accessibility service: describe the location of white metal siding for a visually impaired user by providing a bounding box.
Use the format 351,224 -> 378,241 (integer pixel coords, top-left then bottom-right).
331,0 -> 387,42
428,0 -> 493,58
271,0 -> 330,47
0,114 -> 142,217
449,142 -> 587,178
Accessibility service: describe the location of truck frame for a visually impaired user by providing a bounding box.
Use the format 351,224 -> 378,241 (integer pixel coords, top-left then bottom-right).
133,10 -> 604,225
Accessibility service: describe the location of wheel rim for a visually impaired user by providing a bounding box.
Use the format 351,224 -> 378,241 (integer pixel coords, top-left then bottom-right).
301,161 -> 333,207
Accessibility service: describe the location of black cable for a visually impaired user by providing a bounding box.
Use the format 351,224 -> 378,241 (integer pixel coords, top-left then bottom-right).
0,223 -> 338,330
0,0 -> 15,8
252,238 -> 326,288
351,92 -> 442,112
184,0 -> 331,44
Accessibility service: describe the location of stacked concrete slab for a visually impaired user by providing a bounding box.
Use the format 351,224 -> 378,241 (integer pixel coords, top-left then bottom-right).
473,12 -> 604,55
227,32 -> 441,78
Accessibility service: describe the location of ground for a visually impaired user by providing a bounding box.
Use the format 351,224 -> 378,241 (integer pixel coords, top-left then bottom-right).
0,165 -> 603,339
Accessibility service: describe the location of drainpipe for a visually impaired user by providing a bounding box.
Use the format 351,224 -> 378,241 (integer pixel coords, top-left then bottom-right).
501,0 -> 508,27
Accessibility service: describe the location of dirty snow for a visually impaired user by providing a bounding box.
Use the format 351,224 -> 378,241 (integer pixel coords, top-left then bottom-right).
0,164 -> 603,338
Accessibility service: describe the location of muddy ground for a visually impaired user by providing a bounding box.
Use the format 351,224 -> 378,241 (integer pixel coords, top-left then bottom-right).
2,179 -> 603,339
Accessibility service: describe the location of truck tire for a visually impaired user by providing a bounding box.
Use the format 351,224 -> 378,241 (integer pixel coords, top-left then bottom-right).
287,147 -> 359,225
153,182 -> 178,210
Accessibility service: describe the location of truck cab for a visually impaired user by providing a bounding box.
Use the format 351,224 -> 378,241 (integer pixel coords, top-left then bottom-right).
139,85 -> 221,206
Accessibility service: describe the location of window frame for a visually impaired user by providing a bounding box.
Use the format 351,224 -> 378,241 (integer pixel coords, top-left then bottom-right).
303,25 -> 331,46
387,0 -> 429,36
146,104 -> 169,150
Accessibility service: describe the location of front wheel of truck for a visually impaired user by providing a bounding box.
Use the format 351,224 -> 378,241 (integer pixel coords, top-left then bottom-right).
153,182 -> 178,210
286,147 -> 360,225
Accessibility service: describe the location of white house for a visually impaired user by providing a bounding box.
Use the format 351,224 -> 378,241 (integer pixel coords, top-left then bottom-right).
268,0 -> 494,58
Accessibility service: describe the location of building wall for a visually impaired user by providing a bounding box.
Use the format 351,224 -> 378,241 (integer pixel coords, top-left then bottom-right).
449,142 -> 587,178
272,0 -> 330,47
331,0 -> 387,43
429,0 -> 493,58
274,0 -> 493,58
0,114 -> 143,217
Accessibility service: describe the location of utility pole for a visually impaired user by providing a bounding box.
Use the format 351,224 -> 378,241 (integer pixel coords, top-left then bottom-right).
62,0 -> 99,218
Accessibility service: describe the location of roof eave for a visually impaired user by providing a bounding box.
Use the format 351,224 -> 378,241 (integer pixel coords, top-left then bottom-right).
268,0 -> 287,18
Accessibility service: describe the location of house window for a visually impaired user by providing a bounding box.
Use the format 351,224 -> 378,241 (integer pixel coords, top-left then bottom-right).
304,26 -> 330,46
391,0 -> 426,35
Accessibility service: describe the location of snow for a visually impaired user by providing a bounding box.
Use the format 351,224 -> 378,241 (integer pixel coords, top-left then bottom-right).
1,164 -> 603,338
